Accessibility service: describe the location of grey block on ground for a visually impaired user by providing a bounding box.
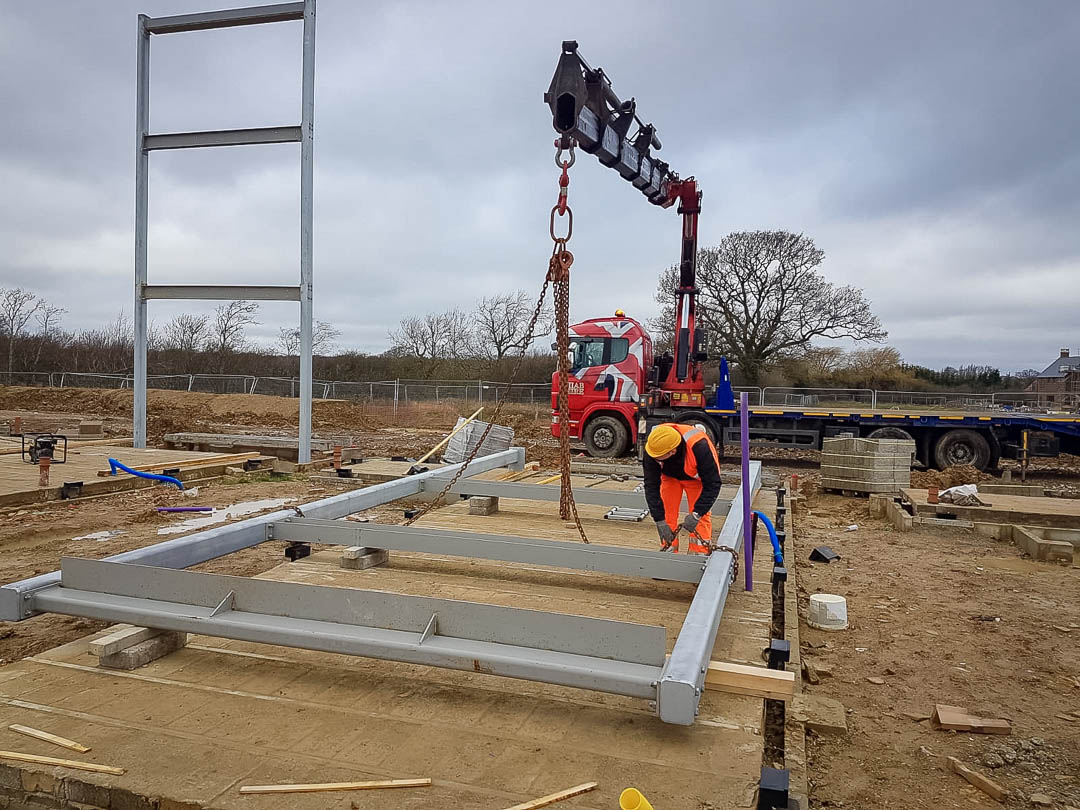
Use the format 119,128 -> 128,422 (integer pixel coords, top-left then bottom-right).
468,495 -> 499,515
340,546 -> 389,569
99,632 -> 187,670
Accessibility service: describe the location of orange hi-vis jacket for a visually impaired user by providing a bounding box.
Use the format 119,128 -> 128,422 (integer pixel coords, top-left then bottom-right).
643,423 -> 722,554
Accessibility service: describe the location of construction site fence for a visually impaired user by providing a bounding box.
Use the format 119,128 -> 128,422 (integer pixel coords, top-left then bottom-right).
1,373 -> 1075,413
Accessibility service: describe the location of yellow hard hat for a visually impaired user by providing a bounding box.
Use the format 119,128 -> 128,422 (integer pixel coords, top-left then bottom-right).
645,424 -> 681,458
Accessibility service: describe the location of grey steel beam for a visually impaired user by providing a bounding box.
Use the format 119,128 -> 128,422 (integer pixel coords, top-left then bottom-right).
142,285 -> 302,301
144,3 -> 305,34
429,478 -> 731,515
0,448 -> 524,621
31,558 -> 662,698
143,126 -> 301,151
657,460 -> 762,725
133,15 -> 150,448
267,519 -> 707,583
297,0 -> 315,463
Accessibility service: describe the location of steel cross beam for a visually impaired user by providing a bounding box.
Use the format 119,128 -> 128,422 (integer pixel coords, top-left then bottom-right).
423,478 -> 731,515
267,519 -> 707,583
0,448 -> 524,621
657,460 -> 761,725
34,557 -> 665,698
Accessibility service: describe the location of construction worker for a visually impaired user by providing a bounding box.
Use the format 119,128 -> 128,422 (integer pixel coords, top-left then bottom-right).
643,423 -> 722,554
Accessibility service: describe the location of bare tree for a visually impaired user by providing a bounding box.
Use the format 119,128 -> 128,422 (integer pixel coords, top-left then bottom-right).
33,303 -> 66,370
0,287 -> 42,374
471,291 -> 553,362
653,231 -> 886,384
163,313 -> 211,353
211,300 -> 259,355
387,309 -> 477,376
277,320 -> 341,356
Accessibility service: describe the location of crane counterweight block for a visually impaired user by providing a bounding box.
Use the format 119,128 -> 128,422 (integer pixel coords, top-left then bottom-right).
545,42 -> 677,205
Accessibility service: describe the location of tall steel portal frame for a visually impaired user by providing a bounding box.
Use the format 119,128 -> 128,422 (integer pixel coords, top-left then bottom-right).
133,1 -> 316,461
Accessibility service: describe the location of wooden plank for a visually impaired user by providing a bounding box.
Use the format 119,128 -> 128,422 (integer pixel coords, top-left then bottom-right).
947,756 -> 1007,802
88,626 -> 161,657
8,725 -> 90,753
0,750 -> 123,775
501,782 -> 599,810
932,704 -> 1012,734
97,452 -> 259,477
705,661 -> 795,701
239,778 -> 431,795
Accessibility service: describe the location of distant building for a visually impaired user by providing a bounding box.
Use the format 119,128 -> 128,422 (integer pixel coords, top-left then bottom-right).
1026,348 -> 1080,404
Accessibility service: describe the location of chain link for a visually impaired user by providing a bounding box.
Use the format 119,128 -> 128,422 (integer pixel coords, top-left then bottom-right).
713,545 -> 739,584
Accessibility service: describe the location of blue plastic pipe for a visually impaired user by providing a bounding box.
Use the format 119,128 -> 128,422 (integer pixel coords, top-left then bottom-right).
752,510 -> 784,565
108,458 -> 184,490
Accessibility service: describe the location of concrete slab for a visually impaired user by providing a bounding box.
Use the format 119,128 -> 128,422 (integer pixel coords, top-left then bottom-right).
0,478 -> 777,809
902,488 -> 1080,529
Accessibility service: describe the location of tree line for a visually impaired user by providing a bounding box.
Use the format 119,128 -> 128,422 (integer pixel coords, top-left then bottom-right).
0,235 -> 1042,392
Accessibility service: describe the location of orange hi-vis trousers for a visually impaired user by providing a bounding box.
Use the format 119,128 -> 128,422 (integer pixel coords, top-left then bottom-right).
660,475 -> 712,554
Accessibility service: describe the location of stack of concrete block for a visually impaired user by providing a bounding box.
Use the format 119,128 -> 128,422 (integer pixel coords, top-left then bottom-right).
443,418 -> 516,464
821,436 -> 914,494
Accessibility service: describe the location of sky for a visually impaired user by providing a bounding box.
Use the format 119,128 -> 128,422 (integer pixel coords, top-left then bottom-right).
2,1 -> 1079,373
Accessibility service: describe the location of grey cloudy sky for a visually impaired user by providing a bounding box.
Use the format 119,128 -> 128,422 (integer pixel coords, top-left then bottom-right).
3,1 -> 1079,372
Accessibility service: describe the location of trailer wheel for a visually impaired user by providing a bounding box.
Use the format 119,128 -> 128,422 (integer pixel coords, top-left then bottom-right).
933,429 -> 991,471
867,427 -> 914,442
584,415 -> 630,458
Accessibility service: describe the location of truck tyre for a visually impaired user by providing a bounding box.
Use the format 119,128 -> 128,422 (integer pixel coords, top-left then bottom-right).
584,415 -> 630,458
676,412 -> 722,453
867,427 -> 915,442
933,429 -> 991,471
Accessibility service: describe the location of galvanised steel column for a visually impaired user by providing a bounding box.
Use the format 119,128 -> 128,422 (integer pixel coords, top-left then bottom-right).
133,15 -> 150,448
297,0 -> 315,462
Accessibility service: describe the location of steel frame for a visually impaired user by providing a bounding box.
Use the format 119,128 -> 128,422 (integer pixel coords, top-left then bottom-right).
1,449 -> 762,726
133,1 -> 316,462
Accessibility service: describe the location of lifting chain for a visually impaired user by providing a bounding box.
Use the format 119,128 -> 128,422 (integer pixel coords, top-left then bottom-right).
404,139 -> 590,546
549,139 -> 589,544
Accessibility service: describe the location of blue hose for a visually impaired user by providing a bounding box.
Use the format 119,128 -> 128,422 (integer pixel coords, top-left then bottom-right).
108,458 -> 184,490
753,510 -> 784,565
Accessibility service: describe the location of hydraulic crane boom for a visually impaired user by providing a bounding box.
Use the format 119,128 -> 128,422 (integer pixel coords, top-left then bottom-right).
544,41 -> 705,394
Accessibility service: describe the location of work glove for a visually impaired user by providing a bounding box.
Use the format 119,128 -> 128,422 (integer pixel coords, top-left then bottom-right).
655,521 -> 676,545
681,511 -> 702,535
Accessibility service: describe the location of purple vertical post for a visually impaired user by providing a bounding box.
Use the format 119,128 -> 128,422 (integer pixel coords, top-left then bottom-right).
740,391 -> 753,591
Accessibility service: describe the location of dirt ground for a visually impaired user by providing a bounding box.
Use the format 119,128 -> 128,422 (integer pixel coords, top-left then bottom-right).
793,484 -> 1080,809
2,388 -> 1080,809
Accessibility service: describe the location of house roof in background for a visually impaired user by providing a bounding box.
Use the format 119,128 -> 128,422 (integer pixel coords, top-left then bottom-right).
1037,354 -> 1080,378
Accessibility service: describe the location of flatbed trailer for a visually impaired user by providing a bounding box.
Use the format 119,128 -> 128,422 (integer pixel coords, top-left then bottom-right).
698,405 -> 1080,470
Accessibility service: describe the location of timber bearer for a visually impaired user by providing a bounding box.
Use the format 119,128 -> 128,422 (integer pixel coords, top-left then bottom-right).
643,423 -> 722,554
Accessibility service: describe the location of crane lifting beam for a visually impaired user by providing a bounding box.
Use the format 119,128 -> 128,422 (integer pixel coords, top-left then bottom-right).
545,40 -> 680,206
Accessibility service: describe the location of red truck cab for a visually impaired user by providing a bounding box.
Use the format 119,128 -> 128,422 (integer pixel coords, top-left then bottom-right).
551,311 -> 652,457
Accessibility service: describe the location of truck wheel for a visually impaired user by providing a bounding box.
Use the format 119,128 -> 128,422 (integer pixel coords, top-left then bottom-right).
676,412 -> 722,451
867,427 -> 914,442
933,429 -> 991,471
584,415 -> 630,458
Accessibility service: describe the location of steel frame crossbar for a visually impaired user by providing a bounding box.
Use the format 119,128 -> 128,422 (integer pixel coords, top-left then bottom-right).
1,448 -> 762,725
266,518 -> 708,583
423,478 -> 732,515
